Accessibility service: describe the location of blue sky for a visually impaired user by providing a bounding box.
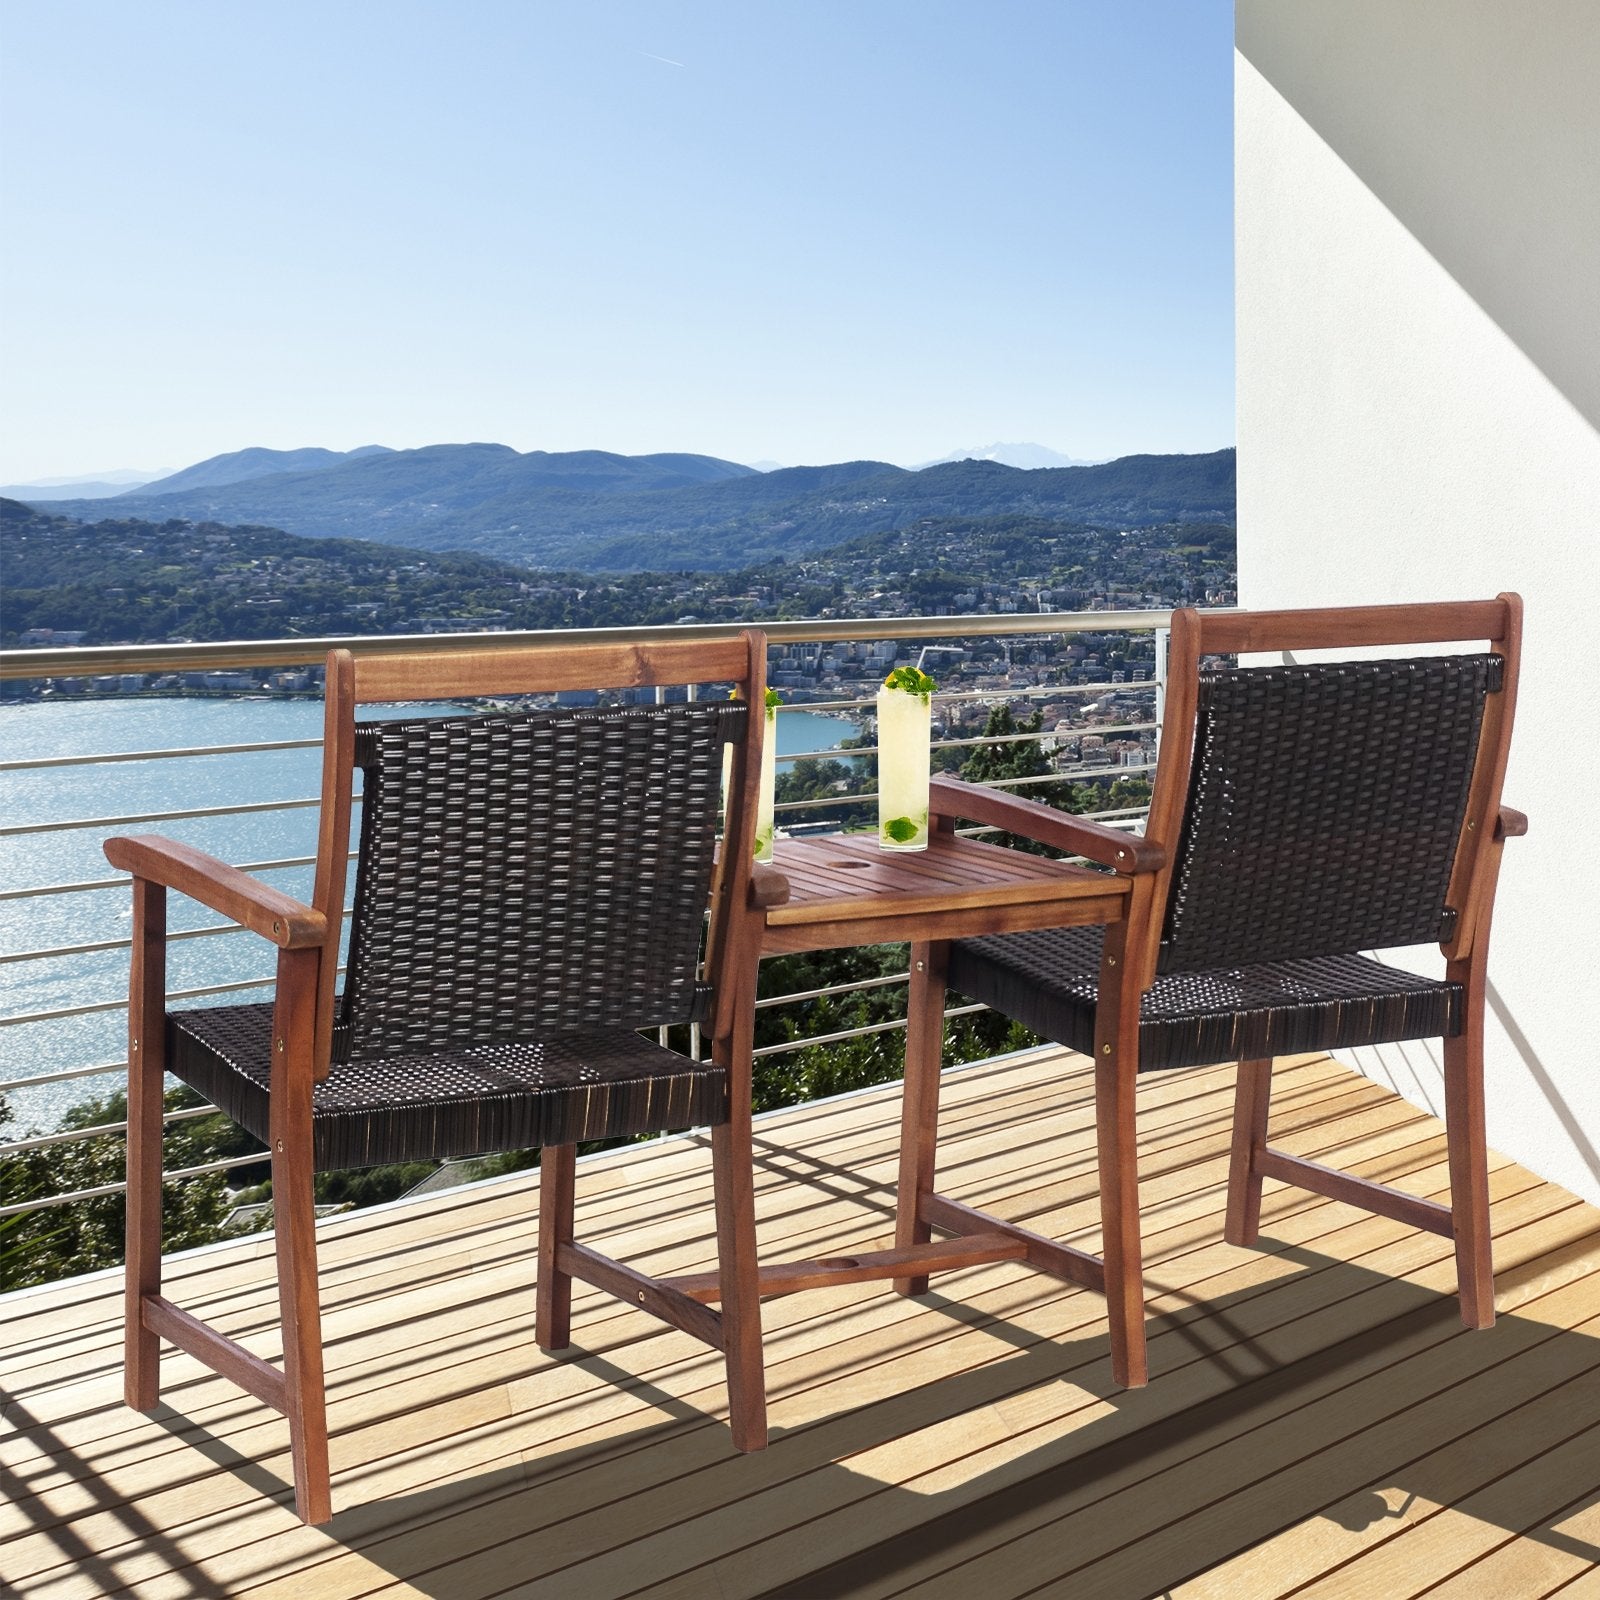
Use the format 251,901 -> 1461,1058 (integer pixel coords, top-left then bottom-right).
0,0 -> 1233,481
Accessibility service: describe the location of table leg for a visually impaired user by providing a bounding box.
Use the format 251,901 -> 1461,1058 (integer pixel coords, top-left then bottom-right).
895,939 -> 949,1296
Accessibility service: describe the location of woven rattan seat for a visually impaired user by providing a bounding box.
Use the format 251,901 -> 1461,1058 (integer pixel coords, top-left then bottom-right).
949,926 -> 1463,1073
168,1001 -> 728,1170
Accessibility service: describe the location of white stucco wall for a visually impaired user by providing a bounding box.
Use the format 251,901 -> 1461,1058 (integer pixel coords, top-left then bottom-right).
1235,0 -> 1600,1205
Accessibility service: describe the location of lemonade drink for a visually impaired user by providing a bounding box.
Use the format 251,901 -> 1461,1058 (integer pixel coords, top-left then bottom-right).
754,691 -> 779,862
877,668 -> 935,850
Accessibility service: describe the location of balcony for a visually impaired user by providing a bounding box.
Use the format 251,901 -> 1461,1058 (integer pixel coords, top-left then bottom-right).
2,611 -> 1598,1595
4,1045 -> 1598,1596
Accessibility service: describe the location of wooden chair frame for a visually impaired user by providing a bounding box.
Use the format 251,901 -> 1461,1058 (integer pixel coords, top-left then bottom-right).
106,631 -> 773,1524
899,596 -> 1524,1390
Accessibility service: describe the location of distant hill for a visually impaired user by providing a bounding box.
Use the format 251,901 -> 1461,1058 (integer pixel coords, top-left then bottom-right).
915,442 -> 1099,470
0,468 -> 169,500
0,495 -> 1233,655
31,443 -> 1233,573
0,498 -> 559,648
125,444 -> 396,496
1,479 -> 144,501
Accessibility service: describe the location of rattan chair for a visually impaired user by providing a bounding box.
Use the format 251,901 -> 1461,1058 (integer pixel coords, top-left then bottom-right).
902,597 -> 1524,1389
104,631 -> 776,1523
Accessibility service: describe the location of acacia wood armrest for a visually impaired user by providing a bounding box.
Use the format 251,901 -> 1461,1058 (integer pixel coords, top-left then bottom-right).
1496,806 -> 1528,841
104,834 -> 328,949
928,776 -> 1166,875
749,862 -> 791,909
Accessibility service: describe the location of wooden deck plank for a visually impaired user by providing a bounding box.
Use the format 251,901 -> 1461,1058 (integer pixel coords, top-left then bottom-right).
1276,1415 -> 1600,1600
1404,1490 -> 1600,1599
1,1047 -> 1595,1600
1544,1564 -> 1600,1598
1017,1305 -> 1600,1600
828,1279 -> 1600,1598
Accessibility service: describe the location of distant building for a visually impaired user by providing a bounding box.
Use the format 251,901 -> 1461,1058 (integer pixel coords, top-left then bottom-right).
19,628 -> 87,646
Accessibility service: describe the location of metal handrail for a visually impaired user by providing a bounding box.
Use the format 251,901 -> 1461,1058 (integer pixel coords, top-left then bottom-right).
3,1101 -> 223,1156
0,608 -> 1173,681
0,1152 -> 266,1219
0,851 -> 344,903
0,795 -> 327,840
752,1003 -> 987,1059
0,737 -> 322,772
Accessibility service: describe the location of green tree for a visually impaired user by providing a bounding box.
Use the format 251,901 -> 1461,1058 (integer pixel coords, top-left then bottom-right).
0,1087 -> 240,1292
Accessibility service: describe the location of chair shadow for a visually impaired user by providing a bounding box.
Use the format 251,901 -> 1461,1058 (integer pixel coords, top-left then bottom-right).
315,1239 -> 1600,1600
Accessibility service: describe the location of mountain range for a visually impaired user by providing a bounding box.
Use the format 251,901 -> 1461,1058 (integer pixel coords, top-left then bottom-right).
0,467 -> 171,500
24,442 -> 1234,573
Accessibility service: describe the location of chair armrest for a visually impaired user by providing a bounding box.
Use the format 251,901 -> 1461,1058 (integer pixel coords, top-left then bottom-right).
749,861 -> 791,909
104,834 -> 328,949
1496,806 -> 1528,841
928,775 -> 1166,875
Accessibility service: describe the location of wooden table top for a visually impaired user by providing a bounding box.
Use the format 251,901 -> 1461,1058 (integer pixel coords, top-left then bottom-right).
760,829 -> 1129,953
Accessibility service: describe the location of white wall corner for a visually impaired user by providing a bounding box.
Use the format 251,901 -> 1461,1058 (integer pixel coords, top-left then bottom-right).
1234,2 -> 1600,1205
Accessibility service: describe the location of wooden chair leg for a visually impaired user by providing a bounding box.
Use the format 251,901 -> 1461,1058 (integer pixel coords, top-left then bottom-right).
271,950 -> 331,1525
894,940 -> 949,1297
537,1144 -> 576,1351
1444,965 -> 1495,1328
712,982 -> 767,1453
711,1121 -> 766,1450
1225,1057 -> 1273,1248
125,878 -> 166,1412
1095,929 -> 1147,1389
273,1138 -> 331,1523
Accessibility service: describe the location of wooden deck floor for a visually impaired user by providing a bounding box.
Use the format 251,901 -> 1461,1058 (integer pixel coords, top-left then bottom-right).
4,1047 -> 1599,1599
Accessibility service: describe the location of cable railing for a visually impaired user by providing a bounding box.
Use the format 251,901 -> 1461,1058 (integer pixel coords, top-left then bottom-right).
0,609 -> 1168,1229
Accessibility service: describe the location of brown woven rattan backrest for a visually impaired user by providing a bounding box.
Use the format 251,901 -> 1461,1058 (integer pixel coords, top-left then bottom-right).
332,698 -> 747,1063
1157,653 -> 1501,973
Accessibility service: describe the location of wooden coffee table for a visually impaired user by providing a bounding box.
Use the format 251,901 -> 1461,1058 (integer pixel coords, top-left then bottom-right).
667,823 -> 1132,1306
758,827 -> 1130,955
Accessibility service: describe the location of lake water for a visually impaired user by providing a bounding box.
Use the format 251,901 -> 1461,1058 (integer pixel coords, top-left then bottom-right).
0,696 -> 859,1133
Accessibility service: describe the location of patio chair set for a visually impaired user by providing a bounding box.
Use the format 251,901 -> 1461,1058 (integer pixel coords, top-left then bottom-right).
102,596 -> 1524,1523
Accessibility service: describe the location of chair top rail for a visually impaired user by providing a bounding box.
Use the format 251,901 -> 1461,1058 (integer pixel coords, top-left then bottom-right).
1191,597 -> 1510,655
348,634 -> 758,704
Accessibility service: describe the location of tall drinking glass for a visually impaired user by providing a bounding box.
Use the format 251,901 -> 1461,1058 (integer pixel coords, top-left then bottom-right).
754,689 -> 779,862
877,668 -> 935,850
